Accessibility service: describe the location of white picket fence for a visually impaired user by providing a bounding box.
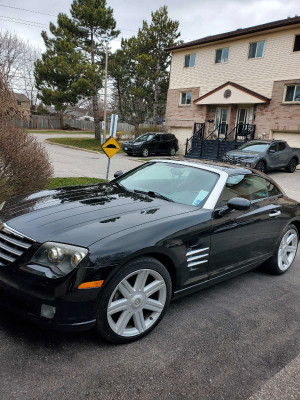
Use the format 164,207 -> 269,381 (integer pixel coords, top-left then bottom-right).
14,116 -> 154,132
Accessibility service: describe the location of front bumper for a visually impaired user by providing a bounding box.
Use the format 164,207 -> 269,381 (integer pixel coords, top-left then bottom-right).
223,158 -> 256,168
0,266 -> 101,331
122,145 -> 142,154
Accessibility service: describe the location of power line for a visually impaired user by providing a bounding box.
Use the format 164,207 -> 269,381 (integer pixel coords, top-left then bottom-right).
0,4 -> 56,17
0,5 -> 196,41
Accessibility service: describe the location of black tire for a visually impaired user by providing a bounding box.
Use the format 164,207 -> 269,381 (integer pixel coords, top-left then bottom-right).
168,146 -> 176,156
141,147 -> 149,157
286,158 -> 298,173
95,257 -> 172,344
264,223 -> 299,275
255,161 -> 266,173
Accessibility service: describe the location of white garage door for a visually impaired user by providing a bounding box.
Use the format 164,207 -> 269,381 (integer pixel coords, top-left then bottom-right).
273,131 -> 300,149
169,127 -> 193,155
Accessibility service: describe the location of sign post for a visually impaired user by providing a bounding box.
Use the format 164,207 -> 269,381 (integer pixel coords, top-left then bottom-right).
101,136 -> 121,180
110,114 -> 119,138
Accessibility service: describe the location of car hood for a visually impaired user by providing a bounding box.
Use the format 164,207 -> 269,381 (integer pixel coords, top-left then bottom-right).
226,150 -> 262,158
0,183 -> 196,247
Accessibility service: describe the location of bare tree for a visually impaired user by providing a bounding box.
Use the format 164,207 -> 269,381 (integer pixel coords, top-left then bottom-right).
0,31 -> 41,108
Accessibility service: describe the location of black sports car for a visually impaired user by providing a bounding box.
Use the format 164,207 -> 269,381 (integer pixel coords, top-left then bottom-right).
0,160 -> 299,343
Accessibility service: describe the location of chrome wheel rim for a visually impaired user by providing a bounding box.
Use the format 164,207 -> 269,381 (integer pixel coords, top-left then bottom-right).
142,148 -> 149,157
170,147 -> 175,156
107,269 -> 167,337
278,229 -> 298,271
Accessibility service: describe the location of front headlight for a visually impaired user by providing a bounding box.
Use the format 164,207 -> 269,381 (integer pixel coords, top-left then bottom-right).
31,242 -> 88,276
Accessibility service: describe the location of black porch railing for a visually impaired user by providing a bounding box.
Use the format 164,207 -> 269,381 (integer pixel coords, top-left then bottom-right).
222,123 -> 256,142
193,122 -> 205,139
186,122 -> 256,159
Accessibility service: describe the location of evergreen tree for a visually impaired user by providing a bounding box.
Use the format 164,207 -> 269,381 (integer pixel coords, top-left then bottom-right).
35,0 -> 119,138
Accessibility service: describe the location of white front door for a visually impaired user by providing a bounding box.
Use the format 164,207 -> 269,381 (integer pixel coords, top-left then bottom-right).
215,108 -> 228,134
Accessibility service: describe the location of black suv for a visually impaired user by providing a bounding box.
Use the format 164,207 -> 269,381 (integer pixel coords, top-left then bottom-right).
122,133 -> 179,157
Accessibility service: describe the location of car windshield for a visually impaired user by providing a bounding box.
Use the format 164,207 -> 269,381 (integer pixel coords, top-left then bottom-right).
135,133 -> 155,142
116,162 -> 219,207
239,143 -> 269,152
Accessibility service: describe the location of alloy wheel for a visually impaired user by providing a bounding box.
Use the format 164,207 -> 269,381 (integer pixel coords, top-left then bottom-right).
169,147 -> 176,156
107,269 -> 167,337
278,228 -> 298,271
142,148 -> 149,157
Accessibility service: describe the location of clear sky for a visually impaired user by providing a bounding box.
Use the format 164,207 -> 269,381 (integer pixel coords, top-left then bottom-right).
0,0 -> 299,52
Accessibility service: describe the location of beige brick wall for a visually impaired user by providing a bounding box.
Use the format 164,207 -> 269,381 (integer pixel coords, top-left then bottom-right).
169,27 -> 300,99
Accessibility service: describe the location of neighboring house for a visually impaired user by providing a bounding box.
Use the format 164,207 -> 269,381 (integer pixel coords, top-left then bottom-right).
14,93 -> 31,118
166,16 -> 300,154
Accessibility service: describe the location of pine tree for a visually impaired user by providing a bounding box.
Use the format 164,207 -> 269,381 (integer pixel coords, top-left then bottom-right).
35,0 -> 119,138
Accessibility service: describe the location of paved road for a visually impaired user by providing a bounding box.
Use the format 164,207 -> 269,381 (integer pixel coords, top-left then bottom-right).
34,134 -> 300,202
0,133 -> 299,399
34,133 -> 143,180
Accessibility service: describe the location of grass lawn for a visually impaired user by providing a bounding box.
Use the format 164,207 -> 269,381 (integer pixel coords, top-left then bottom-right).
46,137 -> 105,152
29,129 -> 95,134
47,177 -> 106,189
46,137 -> 124,153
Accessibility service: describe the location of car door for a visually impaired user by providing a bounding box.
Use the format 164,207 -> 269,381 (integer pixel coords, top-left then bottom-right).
209,173 -> 283,278
277,142 -> 290,167
267,142 -> 280,169
151,134 -> 161,154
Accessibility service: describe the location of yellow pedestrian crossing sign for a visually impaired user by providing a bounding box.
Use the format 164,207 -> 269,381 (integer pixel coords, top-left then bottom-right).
102,137 -> 121,159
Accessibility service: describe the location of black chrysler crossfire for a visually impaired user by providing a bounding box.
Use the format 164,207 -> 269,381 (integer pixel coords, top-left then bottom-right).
0,160 -> 299,343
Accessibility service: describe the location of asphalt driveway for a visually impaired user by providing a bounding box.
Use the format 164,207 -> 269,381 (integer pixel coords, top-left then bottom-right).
0,252 -> 299,400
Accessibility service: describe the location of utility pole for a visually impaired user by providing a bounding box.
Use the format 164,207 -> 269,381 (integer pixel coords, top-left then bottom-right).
103,41 -> 108,143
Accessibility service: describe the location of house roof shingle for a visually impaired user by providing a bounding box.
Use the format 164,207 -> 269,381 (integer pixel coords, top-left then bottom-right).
14,93 -> 30,102
167,16 -> 300,52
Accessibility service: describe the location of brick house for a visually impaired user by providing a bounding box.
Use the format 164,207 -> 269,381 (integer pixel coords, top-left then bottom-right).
166,17 -> 300,154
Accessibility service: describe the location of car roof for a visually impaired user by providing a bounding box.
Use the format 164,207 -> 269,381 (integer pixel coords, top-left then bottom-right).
151,157 -> 252,175
246,139 -> 285,144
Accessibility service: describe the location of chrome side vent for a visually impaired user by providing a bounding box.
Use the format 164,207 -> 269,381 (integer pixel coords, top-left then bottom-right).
186,247 -> 209,268
0,223 -> 35,266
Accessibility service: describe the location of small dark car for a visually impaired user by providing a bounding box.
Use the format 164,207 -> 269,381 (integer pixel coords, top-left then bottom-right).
122,132 -> 179,157
223,140 -> 300,173
0,160 -> 299,343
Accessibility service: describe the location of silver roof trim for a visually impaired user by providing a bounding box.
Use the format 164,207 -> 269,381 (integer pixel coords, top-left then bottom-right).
150,159 -> 228,210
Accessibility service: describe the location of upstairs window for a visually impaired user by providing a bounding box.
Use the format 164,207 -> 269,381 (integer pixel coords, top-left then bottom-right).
180,91 -> 192,105
17,101 -> 22,106
184,54 -> 195,68
284,84 -> 300,102
248,40 -> 265,58
215,47 -> 229,63
293,34 -> 300,52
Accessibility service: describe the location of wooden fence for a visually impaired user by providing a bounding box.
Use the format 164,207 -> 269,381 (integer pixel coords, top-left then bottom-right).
14,116 -> 154,132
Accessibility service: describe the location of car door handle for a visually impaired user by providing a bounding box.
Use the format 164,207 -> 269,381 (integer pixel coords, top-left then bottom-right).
269,210 -> 281,218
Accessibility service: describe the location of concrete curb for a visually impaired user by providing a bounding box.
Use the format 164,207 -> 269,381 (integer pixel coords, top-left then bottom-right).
45,140 -> 144,164
45,140 -> 103,155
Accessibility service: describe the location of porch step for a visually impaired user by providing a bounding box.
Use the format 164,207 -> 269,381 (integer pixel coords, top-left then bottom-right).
185,139 -> 247,161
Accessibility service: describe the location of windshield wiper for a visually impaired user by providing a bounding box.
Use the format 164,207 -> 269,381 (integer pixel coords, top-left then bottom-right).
134,189 -> 174,202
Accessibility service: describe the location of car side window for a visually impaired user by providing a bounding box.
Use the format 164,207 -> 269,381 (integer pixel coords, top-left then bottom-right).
278,142 -> 286,151
217,174 -> 280,207
153,135 -> 160,141
162,135 -> 169,141
269,143 -> 278,152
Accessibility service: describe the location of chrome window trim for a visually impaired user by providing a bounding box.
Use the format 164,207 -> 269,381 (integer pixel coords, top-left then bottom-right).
151,159 -> 229,210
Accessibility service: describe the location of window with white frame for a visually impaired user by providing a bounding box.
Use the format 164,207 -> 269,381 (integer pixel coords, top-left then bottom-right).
215,47 -> 229,63
180,91 -> 192,105
184,54 -> 195,68
293,35 -> 300,52
284,85 -> 300,102
248,40 -> 265,58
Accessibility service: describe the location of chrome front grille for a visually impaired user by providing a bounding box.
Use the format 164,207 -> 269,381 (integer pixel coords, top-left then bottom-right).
0,224 -> 35,266
186,247 -> 209,268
